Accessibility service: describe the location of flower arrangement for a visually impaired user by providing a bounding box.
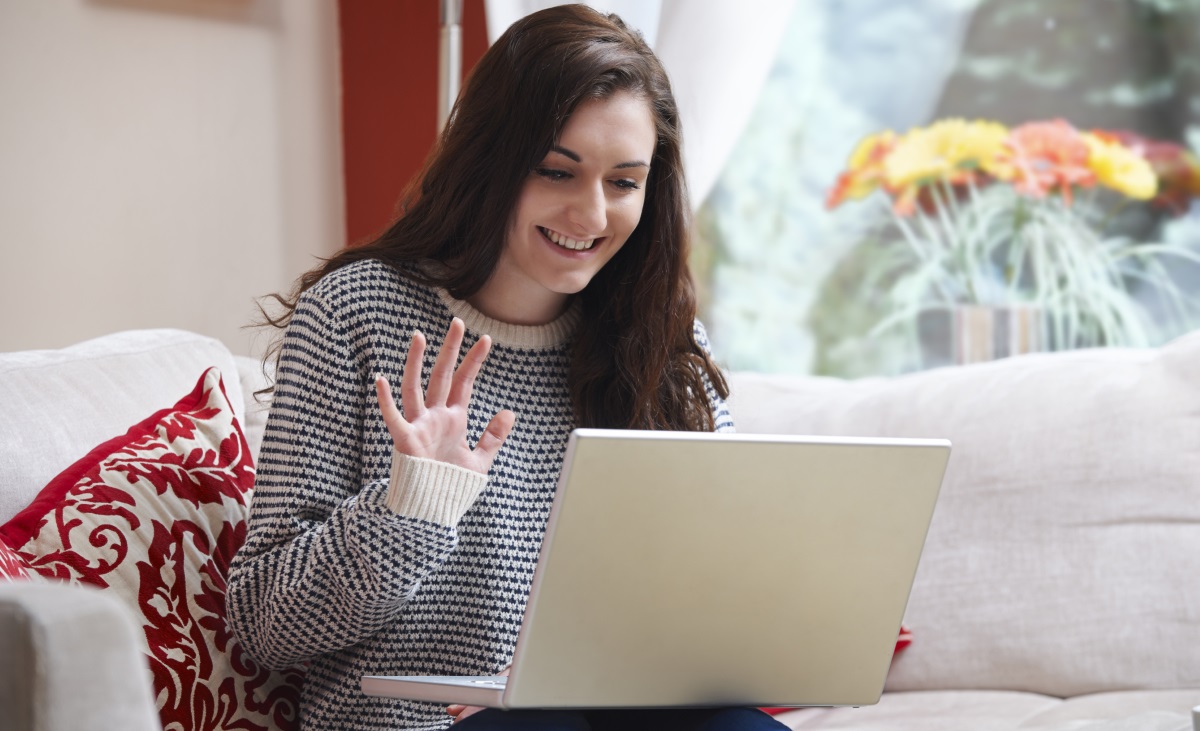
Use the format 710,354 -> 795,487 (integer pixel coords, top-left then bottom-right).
825,117 -> 1200,352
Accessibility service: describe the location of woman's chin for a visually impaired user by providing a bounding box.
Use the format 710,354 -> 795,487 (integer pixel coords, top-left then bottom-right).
556,276 -> 597,297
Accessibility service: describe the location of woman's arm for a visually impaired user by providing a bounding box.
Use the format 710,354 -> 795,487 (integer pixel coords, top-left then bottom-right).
225,291 -> 505,670
694,320 -> 736,433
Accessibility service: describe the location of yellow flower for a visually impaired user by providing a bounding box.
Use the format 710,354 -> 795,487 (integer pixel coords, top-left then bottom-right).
962,121 -> 1012,179
826,131 -> 896,208
884,119 -> 1009,189
1081,133 -> 1158,200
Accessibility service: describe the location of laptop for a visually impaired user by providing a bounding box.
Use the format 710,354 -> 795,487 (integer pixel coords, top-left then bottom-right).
362,429 -> 951,710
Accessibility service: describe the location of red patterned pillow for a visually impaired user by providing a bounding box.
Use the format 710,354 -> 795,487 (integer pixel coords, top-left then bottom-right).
0,538 -> 30,580
0,367 -> 301,731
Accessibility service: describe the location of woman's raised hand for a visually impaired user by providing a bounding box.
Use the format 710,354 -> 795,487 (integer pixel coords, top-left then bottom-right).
375,318 -> 515,476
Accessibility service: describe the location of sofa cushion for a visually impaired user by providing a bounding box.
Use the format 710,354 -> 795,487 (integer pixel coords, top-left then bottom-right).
1016,690 -> 1200,728
0,329 -> 244,524
775,689 -> 1200,731
0,368 -> 300,731
776,689 -> 1061,730
727,329 -> 1200,697
0,539 -> 30,580
1033,714 -> 1192,731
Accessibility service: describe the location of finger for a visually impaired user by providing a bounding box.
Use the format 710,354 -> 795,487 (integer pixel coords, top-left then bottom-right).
426,318 -> 465,407
446,704 -> 464,718
473,409 -> 516,468
454,705 -> 485,724
448,334 -> 492,408
374,375 -> 412,443
401,330 -> 427,420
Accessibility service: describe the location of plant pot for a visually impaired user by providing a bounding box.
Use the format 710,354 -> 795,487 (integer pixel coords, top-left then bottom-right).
919,305 -> 1046,368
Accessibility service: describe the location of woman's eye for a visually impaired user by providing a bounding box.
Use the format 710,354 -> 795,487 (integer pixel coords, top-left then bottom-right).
613,179 -> 641,191
535,167 -> 570,181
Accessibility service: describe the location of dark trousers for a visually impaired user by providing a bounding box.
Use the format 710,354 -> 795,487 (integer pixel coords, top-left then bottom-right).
452,707 -> 789,731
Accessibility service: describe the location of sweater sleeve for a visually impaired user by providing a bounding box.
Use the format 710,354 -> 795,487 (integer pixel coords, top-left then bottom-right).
386,451 -> 489,526
225,286 -> 475,670
693,320 -> 736,433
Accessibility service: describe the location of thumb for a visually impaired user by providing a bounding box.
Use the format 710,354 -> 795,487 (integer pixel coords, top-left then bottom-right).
473,410 -> 516,467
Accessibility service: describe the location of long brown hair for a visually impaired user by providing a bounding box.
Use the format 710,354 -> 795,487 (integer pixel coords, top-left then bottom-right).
261,3 -> 728,430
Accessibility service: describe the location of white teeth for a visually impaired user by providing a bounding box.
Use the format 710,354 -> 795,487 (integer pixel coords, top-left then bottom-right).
542,227 -> 595,251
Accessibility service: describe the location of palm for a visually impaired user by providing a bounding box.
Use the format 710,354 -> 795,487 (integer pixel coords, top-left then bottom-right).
394,401 -> 488,473
375,318 -> 514,475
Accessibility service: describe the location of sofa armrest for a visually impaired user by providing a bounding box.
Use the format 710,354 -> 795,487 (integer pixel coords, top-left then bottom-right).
0,582 -> 160,731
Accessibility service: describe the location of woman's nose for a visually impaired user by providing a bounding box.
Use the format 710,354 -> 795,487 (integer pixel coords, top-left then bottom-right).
566,180 -> 607,235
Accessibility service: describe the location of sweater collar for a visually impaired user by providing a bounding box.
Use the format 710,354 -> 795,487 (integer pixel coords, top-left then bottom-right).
434,288 -> 581,349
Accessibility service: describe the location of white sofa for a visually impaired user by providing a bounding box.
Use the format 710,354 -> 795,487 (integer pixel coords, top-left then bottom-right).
1,328 -> 1198,731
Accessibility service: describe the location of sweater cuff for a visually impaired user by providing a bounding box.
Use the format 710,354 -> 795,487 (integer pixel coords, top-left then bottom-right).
385,452 -> 489,527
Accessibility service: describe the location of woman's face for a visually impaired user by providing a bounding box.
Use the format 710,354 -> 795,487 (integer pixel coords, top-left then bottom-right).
475,90 -> 658,325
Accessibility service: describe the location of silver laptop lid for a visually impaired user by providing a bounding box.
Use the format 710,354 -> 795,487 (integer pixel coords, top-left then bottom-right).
504,430 -> 950,709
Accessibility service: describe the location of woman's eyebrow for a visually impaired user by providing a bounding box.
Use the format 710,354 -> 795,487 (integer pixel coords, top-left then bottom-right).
550,145 -> 649,170
550,145 -> 581,162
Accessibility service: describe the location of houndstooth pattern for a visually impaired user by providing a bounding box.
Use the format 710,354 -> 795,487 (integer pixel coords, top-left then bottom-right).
226,259 -> 733,730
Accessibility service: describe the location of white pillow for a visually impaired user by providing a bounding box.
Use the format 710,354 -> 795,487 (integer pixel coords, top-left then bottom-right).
0,329 -> 241,524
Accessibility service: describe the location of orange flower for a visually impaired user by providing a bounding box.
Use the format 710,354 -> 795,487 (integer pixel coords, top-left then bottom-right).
826,131 -> 897,209
993,119 -> 1095,205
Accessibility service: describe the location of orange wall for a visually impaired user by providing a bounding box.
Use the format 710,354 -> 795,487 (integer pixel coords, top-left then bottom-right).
338,0 -> 488,246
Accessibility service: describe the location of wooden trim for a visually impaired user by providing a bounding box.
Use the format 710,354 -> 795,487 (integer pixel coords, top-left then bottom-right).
337,0 -> 488,246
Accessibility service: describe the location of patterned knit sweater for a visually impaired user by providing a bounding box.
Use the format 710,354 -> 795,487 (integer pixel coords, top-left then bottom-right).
226,258 -> 734,730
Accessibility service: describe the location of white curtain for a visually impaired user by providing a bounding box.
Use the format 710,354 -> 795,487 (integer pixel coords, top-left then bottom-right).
482,0 -> 796,209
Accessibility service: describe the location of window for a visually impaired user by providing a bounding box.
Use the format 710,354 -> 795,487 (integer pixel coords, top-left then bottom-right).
696,0 -> 1200,377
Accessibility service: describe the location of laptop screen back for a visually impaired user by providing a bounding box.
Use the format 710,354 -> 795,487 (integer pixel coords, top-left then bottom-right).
504,430 -> 950,710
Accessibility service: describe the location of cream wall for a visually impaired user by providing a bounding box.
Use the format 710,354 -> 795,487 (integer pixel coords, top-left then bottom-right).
0,0 -> 344,357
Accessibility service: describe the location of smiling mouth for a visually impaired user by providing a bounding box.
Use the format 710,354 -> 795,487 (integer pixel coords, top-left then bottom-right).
540,226 -> 597,251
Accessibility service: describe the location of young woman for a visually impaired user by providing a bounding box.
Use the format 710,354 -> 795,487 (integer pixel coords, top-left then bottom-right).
226,5 -> 786,730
